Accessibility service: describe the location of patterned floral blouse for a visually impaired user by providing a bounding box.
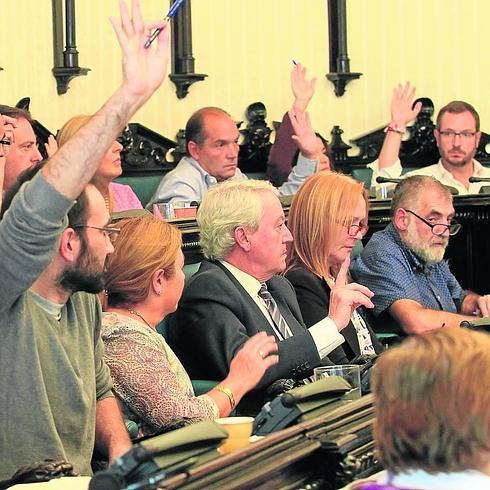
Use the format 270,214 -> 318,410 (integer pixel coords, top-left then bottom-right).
101,312 -> 219,437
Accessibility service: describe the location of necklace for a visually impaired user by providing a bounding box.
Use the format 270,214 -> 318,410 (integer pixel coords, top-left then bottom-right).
127,308 -> 153,329
103,193 -> 110,212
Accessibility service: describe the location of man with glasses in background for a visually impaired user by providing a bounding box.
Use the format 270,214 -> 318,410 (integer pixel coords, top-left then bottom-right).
0,105 -> 43,194
351,175 -> 490,335
373,85 -> 490,195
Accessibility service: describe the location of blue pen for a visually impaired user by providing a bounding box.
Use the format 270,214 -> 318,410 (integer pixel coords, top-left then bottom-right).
144,0 -> 186,48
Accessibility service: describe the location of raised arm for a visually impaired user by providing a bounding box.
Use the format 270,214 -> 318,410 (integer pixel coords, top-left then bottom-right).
291,63 -> 317,114
378,82 -> 422,170
275,109 -> 325,195
268,63 -> 317,186
288,109 -> 319,160
42,0 -> 170,200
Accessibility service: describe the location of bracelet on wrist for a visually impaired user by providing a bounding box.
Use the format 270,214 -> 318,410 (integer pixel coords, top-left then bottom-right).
215,385 -> 236,410
384,123 -> 406,135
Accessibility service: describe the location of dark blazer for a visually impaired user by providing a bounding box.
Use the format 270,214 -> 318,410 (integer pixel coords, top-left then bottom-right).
285,266 -> 383,364
166,260 -> 326,411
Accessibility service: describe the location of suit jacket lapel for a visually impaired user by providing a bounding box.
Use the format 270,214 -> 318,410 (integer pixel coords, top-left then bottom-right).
209,261 -> 284,337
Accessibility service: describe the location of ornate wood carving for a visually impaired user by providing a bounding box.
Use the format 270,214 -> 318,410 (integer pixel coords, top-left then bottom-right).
119,123 -> 178,173
25,95 -> 490,183
237,102 -> 272,173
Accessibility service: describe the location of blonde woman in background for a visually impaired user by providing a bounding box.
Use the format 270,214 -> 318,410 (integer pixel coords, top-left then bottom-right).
57,115 -> 142,213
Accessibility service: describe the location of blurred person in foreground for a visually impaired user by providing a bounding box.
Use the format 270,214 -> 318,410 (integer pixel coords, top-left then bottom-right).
349,327 -> 490,489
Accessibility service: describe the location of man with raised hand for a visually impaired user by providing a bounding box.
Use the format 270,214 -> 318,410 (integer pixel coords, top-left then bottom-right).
0,0 -> 170,478
372,82 -> 490,195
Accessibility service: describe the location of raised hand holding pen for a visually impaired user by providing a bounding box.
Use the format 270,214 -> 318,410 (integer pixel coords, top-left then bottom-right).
144,0 -> 185,48
110,0 -> 170,103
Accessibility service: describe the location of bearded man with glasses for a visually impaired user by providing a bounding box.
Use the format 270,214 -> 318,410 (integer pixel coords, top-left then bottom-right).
351,175 -> 490,335
372,83 -> 490,195
0,0 -> 171,479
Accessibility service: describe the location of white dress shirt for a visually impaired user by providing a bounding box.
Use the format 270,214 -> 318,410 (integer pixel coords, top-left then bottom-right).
368,158 -> 490,195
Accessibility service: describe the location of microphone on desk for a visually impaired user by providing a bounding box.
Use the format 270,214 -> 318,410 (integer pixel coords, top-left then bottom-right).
375,176 -> 402,184
376,176 -> 459,195
469,176 -> 490,183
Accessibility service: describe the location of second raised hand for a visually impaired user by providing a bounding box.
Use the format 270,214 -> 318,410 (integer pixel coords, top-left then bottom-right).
288,109 -> 318,159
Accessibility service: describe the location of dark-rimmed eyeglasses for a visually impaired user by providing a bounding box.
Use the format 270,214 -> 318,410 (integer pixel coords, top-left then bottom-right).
71,225 -> 121,240
404,209 -> 461,236
437,130 -> 476,140
346,222 -> 369,237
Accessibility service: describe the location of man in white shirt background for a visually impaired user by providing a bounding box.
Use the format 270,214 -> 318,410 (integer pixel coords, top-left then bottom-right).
371,82 -> 490,195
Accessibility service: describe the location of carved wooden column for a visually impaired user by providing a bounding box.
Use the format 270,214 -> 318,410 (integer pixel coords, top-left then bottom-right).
52,0 -> 90,95
326,0 -> 362,97
169,0 -> 207,99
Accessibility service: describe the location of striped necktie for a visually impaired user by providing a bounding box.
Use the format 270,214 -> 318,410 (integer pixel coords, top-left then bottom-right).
258,283 -> 293,340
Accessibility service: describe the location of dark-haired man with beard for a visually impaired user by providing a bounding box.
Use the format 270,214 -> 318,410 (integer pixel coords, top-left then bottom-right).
0,0 -> 170,479
351,175 -> 490,335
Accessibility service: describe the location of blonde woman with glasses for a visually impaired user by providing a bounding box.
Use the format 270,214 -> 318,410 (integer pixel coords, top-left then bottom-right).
285,172 -> 382,364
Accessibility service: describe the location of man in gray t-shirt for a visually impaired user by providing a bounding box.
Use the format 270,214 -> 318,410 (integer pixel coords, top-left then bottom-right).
0,0 -> 171,479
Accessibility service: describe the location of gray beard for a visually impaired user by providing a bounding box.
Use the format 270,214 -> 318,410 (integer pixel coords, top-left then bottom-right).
403,225 -> 448,264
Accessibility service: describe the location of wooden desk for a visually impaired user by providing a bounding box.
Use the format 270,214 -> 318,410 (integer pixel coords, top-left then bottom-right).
122,396 -> 378,490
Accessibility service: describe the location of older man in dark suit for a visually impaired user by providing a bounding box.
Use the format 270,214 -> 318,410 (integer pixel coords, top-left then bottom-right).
166,179 -> 374,413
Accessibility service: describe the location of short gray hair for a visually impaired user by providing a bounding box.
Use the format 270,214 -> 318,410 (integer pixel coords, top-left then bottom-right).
390,175 -> 452,217
198,179 -> 278,260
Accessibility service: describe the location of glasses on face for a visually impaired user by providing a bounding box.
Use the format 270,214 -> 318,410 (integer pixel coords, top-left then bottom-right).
71,225 -> 121,241
346,222 -> 369,237
404,209 -> 461,236
0,138 -> 10,157
437,130 -> 476,140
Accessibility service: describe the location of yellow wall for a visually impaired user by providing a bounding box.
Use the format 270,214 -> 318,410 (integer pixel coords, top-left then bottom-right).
0,1 -> 488,147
